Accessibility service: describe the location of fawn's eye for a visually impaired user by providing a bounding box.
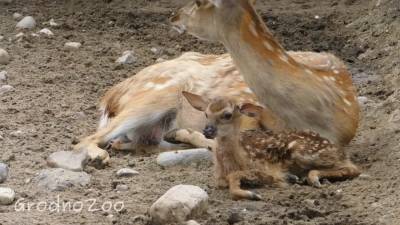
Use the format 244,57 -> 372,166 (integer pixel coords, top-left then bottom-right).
222,112 -> 232,120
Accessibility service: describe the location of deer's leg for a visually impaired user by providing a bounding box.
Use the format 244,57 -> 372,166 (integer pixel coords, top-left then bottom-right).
164,128 -> 216,150
227,170 -> 262,201
307,162 -> 361,188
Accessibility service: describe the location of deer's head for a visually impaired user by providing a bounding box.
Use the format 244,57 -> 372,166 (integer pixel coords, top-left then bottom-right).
182,91 -> 263,139
170,0 -> 257,41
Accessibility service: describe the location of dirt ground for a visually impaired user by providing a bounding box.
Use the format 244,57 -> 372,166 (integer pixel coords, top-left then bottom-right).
0,0 -> 399,224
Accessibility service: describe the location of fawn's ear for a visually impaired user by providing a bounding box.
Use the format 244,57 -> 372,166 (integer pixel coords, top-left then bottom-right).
182,91 -> 209,112
239,103 -> 264,117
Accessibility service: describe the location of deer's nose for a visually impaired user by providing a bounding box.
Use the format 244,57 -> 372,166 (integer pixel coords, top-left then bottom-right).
203,125 -> 217,139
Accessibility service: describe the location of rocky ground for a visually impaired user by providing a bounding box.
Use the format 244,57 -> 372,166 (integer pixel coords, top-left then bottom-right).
0,0 -> 399,224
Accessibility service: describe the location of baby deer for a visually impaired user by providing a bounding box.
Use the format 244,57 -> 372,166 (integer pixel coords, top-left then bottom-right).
182,91 -> 361,200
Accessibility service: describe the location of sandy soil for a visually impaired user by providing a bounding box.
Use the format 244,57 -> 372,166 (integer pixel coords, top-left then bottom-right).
0,0 -> 399,224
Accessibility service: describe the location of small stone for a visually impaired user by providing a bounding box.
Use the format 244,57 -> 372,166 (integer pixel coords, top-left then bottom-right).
9,130 -> 22,137
186,220 -> 200,225
358,173 -> 371,180
0,187 -> 15,205
16,16 -> 36,29
0,35 -> 3,41
156,57 -> 166,63
35,168 -> 90,191
156,148 -> 212,167
0,48 -> 10,65
0,85 -> 14,95
47,150 -> 89,171
389,109 -> 400,123
357,96 -> 369,105
149,185 -> 208,225
314,15 -> 320,19
64,42 -> 82,50
116,184 -> 129,192
0,163 -> 9,183
116,168 -> 139,177
304,199 -> 316,208
12,12 -> 22,20
49,19 -> 59,27
39,28 -> 54,36
15,32 -> 24,39
0,71 -> 7,81
115,50 -> 136,64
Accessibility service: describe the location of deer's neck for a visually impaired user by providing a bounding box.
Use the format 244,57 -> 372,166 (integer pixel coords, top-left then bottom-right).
218,9 -> 337,139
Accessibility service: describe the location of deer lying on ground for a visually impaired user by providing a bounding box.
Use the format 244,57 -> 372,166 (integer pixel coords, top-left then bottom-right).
73,0 -> 359,165
181,91 -> 361,200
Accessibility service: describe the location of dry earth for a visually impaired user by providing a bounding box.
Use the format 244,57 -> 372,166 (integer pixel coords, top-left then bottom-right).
0,0 -> 399,224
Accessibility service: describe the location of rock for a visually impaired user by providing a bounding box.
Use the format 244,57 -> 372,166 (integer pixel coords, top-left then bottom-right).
49,19 -> 59,27
0,48 -> 10,65
304,199 -> 316,208
149,185 -> 208,225
0,35 -> 3,41
0,187 -> 15,205
64,42 -> 82,50
156,148 -> 212,167
357,96 -> 369,105
39,28 -> 54,36
15,32 -> 24,39
116,168 -> 139,177
47,150 -> 89,171
116,50 -> 136,64
0,163 -> 9,183
186,220 -> 200,225
35,168 -> 90,191
12,12 -> 22,20
0,85 -> 14,95
0,71 -> 7,81
358,173 -> 371,180
156,57 -> 167,63
389,109 -> 400,123
16,16 -> 36,29
9,130 -> 22,137
116,184 -> 129,192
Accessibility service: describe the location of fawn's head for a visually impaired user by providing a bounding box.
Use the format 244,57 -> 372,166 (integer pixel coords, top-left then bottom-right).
182,91 -> 263,139
170,0 -> 257,41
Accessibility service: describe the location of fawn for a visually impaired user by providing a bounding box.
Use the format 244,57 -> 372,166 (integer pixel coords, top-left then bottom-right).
73,0 -> 359,165
181,91 -> 361,200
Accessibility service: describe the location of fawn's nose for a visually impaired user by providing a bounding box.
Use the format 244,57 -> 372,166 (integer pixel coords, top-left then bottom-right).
203,125 -> 217,139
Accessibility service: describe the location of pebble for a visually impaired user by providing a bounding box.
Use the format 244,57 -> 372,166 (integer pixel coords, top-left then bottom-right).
64,42 -> 82,50
0,35 -> 3,41
115,50 -> 136,64
149,185 -> 209,225
0,163 -> 9,183
358,173 -> 371,180
0,48 -> 10,65
16,16 -> 36,29
0,85 -> 14,95
116,168 -> 139,177
115,184 -> 129,192
12,12 -> 22,20
0,187 -> 15,205
186,220 -> 200,225
9,130 -> 22,137
156,57 -> 167,63
49,19 -> 59,27
39,28 -> 54,36
0,70 -> 7,81
47,150 -> 89,171
35,168 -> 90,191
156,148 -> 212,167
357,96 -> 369,105
15,32 -> 24,39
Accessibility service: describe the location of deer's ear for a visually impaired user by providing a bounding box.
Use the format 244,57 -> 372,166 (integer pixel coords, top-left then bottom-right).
182,91 -> 209,111
239,103 -> 264,117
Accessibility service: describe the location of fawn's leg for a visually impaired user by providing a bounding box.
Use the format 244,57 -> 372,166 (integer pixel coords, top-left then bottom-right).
227,170 -> 263,201
164,128 -> 216,150
307,161 -> 361,187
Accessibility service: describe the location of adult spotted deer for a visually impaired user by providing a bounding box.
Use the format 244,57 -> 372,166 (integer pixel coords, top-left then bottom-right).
181,91 -> 361,200
74,0 -> 358,165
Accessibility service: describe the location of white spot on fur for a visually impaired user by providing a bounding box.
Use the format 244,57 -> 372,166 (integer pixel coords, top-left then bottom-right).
98,108 -> 109,130
263,41 -> 274,51
249,22 -> 259,37
343,98 -> 352,106
333,69 -> 340,74
329,76 -> 336,81
305,69 -> 313,75
288,141 -> 297,149
243,87 -> 253,94
144,82 -> 156,89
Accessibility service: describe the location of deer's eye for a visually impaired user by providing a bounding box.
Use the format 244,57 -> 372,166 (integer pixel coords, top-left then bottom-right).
222,112 -> 232,120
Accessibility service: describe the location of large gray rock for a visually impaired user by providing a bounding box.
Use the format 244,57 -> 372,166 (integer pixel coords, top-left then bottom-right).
16,16 -> 36,29
0,163 -> 9,183
149,185 -> 208,225
0,48 -> 10,65
156,148 -> 212,167
47,150 -> 89,171
35,168 -> 90,191
0,187 -> 15,205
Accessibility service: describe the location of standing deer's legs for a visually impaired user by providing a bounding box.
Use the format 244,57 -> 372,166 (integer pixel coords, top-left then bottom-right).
164,128 -> 216,150
307,161 -> 361,187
